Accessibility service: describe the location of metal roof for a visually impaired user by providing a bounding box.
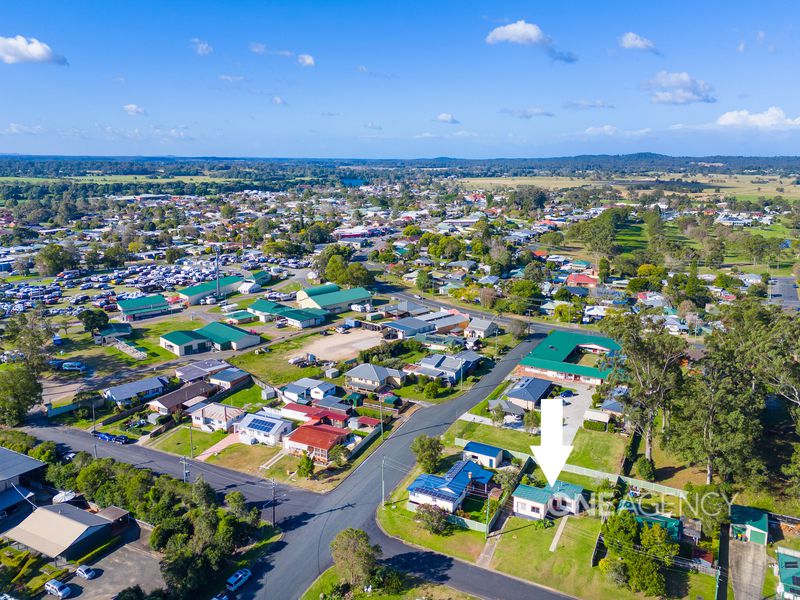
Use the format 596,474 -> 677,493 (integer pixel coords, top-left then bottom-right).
0,447 -> 44,482
179,276 -> 242,298
4,504 -> 110,558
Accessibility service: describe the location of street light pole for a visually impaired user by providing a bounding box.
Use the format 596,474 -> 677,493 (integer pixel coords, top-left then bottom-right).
189,424 -> 194,459
381,456 -> 385,506
271,479 -> 276,525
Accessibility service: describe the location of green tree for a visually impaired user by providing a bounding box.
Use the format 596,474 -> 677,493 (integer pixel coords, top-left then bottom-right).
103,243 -> 130,268
523,409 -> 540,435
330,528 -> 382,589
165,247 -> 185,264
490,406 -> 505,426
2,309 -> 53,374
601,311 -> 687,460
78,308 -> 110,333
416,503 -> 450,535
325,254 -> 349,285
0,365 -> 42,425
423,379 -> 441,399
192,476 -> 217,509
345,263 -> 374,288
640,523 -> 679,567
328,444 -> 351,468
783,447 -> 800,495
297,453 -> 315,479
410,434 -> 443,473
416,271 -> 433,292
35,243 -> 79,276
598,257 -> 610,283
507,318 -> 528,340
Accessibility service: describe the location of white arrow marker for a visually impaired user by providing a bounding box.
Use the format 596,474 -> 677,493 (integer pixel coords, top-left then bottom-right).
531,396 -> 573,488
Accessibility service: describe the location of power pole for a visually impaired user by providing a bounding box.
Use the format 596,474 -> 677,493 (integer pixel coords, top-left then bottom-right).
189,424 -> 194,459
181,456 -> 190,483
91,403 -> 96,433
271,479 -> 276,525
93,443 -> 98,459
381,456 -> 385,506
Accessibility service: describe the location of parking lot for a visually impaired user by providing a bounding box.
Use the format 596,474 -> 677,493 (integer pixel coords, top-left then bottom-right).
69,532 -> 164,599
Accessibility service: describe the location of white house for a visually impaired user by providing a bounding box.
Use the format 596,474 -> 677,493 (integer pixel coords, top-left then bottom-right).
235,413 -> 292,446
187,402 -> 245,433
464,318 -> 499,339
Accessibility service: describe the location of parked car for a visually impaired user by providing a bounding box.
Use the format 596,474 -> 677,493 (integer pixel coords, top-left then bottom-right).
93,432 -> 114,442
225,568 -> 252,591
61,361 -> 86,372
75,565 -> 97,580
44,580 -> 71,598
211,594 -> 229,600
560,390 -> 574,398
112,435 -> 130,445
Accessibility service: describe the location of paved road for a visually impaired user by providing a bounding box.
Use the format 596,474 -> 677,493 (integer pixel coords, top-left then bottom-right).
770,276 -> 800,311
27,333 -> 581,600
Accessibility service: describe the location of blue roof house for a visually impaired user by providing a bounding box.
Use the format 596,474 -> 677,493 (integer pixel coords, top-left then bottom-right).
407,460 -> 493,513
462,441 -> 504,469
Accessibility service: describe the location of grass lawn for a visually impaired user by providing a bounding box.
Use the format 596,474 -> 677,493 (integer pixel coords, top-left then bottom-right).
569,429 -> 626,473
149,425 -> 227,457
378,467 -> 488,563
443,420 -> 539,455
301,566 -> 479,600
491,516 -> 631,599
222,384 -> 265,409
615,222 -> 649,254
206,443 -> 281,475
469,380 -> 511,417
650,435 -> 707,488
51,402 -> 115,429
230,333 -> 324,385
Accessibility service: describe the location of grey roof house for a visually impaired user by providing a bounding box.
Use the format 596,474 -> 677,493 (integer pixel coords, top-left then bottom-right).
102,376 -> 169,406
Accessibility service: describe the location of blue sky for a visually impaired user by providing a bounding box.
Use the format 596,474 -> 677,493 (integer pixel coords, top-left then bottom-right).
1,1 -> 799,158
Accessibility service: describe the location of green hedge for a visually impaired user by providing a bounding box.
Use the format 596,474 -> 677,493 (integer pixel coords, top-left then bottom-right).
582,419 -> 607,432
26,566 -> 68,593
70,535 -> 121,566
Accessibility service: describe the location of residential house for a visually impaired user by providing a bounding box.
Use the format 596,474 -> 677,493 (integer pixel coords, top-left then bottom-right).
102,376 -> 169,407
283,423 -> 352,463
504,377 -> 552,411
235,413 -> 292,446
464,318 -> 499,339
175,359 -> 231,382
512,480 -> 585,520
730,505 -> 769,545
146,381 -> 217,415
280,377 -> 336,404
515,330 -> 620,386
187,402 -> 245,432
384,317 -> 436,340
208,367 -> 251,390
775,547 -> 800,600
93,322 -> 133,345
344,363 -> 405,393
407,460 -> 493,513
403,351 -> 481,385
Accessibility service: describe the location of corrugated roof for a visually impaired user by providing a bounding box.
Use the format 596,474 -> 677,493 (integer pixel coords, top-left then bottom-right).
0,446 -> 44,481
301,284 -> 341,298
463,441 -> 503,457
117,294 -> 168,312
305,287 -> 371,308
161,329 -> 210,346
512,483 -> 554,505
4,504 -> 109,557
518,331 -> 620,379
195,321 -> 256,344
179,276 -> 242,298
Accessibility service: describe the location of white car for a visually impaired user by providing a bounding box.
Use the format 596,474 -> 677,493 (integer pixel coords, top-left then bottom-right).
76,565 -> 97,580
44,580 -> 71,598
225,568 -> 252,591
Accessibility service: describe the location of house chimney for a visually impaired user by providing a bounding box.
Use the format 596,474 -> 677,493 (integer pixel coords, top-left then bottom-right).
468,471 -> 472,480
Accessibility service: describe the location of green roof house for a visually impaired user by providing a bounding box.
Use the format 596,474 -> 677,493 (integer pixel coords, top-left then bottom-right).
178,276 -> 243,305
617,500 -> 683,542
160,329 -> 212,356
248,299 -> 327,329
775,547 -> 800,599
515,330 -> 621,385
117,294 -> 172,321
194,321 -> 261,351
296,284 -> 372,313
512,480 -> 585,520
730,504 -> 769,545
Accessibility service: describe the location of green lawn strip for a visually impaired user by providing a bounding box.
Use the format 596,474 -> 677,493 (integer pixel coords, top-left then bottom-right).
50,403 -> 116,429
300,566 -> 479,600
469,380 -> 511,417
491,515 -> 643,600
221,384 -> 265,409
443,420 -> 539,454
206,443 -> 282,475
378,467 -> 487,563
649,433 -> 707,488
149,425 -> 227,457
734,487 -> 800,517
25,564 -> 68,594
569,429 -> 626,473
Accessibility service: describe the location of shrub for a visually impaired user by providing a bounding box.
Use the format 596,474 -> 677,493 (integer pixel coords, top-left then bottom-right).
416,503 -> 450,535
635,457 -> 655,481
599,557 -> 628,587
583,419 -> 607,432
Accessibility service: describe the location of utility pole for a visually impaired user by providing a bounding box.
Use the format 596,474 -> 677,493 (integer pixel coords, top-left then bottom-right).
93,443 -> 98,459
181,456 -> 190,483
271,479 -> 276,525
215,245 -> 221,299
485,495 -> 491,540
378,398 -> 384,439
91,403 -> 96,433
381,456 -> 385,506
189,424 -> 194,459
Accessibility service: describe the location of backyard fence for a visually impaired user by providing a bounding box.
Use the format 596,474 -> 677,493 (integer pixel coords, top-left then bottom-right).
349,426 -> 382,461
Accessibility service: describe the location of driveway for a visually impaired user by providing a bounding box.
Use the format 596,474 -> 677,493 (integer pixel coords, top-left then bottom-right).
561,383 -> 593,445
728,539 -> 767,600
71,532 -> 164,599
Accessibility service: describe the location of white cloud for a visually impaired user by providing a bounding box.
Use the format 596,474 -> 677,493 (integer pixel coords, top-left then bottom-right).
122,103 -> 146,116
320,111 -> 339,117
737,41 -> 746,53
413,132 -> 438,139
757,30 -> 766,43
453,130 -> 478,138
436,112 -> 459,124
297,53 -> 315,67
364,122 -> 382,130
191,38 -> 213,56
249,42 -> 267,54
619,32 -> 658,53
219,74 -> 245,82
563,99 -> 614,110
356,65 -> 369,73
0,35 -> 66,65
644,71 -> 716,104
486,20 -> 548,45
500,107 -> 554,119
583,124 -> 651,137
272,95 -> 287,106
485,20 -> 575,62
715,107 -> 800,130
3,122 -> 45,135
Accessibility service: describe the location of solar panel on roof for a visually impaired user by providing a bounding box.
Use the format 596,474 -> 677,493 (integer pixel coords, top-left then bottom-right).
415,487 -> 457,502
248,418 -> 277,433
